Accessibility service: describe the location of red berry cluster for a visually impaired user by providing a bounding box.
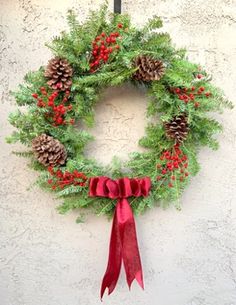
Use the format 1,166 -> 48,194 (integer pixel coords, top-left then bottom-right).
89,23 -> 123,72
172,85 -> 211,108
156,144 -> 189,188
196,73 -> 203,79
32,87 -> 74,126
47,166 -> 88,190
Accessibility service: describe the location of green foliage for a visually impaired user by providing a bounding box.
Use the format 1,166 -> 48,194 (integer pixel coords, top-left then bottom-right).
143,16 -> 163,32
7,4 -> 233,220
163,59 -> 199,88
12,68 -> 46,106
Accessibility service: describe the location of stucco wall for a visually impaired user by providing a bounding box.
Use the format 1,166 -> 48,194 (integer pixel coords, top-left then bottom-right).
1,1 -> 236,304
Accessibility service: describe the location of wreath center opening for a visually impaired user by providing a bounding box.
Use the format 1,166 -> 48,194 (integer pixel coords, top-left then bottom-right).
84,84 -> 147,165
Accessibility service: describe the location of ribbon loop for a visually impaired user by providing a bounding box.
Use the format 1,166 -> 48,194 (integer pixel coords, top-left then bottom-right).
89,176 -> 151,299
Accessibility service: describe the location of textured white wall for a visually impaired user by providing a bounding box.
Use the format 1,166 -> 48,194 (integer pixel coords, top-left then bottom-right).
1,1 -> 236,304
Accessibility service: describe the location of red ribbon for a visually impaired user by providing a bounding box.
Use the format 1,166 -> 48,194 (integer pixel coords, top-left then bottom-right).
89,176 -> 151,299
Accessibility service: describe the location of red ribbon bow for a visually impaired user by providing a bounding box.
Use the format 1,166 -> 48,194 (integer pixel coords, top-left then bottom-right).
89,176 -> 151,299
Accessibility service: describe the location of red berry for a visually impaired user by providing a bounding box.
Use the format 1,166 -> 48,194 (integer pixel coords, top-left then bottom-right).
175,88 -> 181,94
194,102 -> 200,108
189,94 -> 195,100
165,154 -> 171,160
32,93 -> 38,99
101,32 -> 106,37
197,74 -> 203,79
185,172 -> 189,177
162,169 -> 167,175
191,86 -> 195,91
174,149 -> 181,156
173,161 -> 179,168
47,166 -> 54,173
205,92 -> 211,97
199,86 -> 205,91
117,23 -> 123,28
168,183 -> 173,188
156,176 -> 162,181
48,101 -> 54,107
115,45 -> 120,49
182,155 -> 187,161
171,176 -> 175,180
60,107 -> 65,114
56,117 -> 63,125
172,155 -> 178,161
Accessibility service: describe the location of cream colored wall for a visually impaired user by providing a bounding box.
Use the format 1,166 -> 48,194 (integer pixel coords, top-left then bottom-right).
1,1 -> 236,305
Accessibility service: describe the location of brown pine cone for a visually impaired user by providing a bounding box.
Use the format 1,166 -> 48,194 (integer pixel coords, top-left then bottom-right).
44,57 -> 73,91
133,55 -> 165,81
164,114 -> 189,143
32,134 -> 67,167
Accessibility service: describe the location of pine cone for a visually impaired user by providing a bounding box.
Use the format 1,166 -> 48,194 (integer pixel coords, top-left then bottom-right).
32,134 -> 67,167
44,57 -> 73,91
133,55 -> 165,81
164,115 -> 189,143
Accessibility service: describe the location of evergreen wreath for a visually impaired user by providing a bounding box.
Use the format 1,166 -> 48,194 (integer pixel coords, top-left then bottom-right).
7,4 -> 233,221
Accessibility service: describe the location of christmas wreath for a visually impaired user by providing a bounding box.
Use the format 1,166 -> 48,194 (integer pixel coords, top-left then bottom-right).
7,4 -> 233,298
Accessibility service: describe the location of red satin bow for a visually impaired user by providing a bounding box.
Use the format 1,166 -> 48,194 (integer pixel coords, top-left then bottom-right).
89,176 -> 151,299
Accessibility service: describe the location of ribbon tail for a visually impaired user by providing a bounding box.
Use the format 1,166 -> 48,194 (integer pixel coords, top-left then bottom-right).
117,198 -> 144,290
100,204 -> 122,299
